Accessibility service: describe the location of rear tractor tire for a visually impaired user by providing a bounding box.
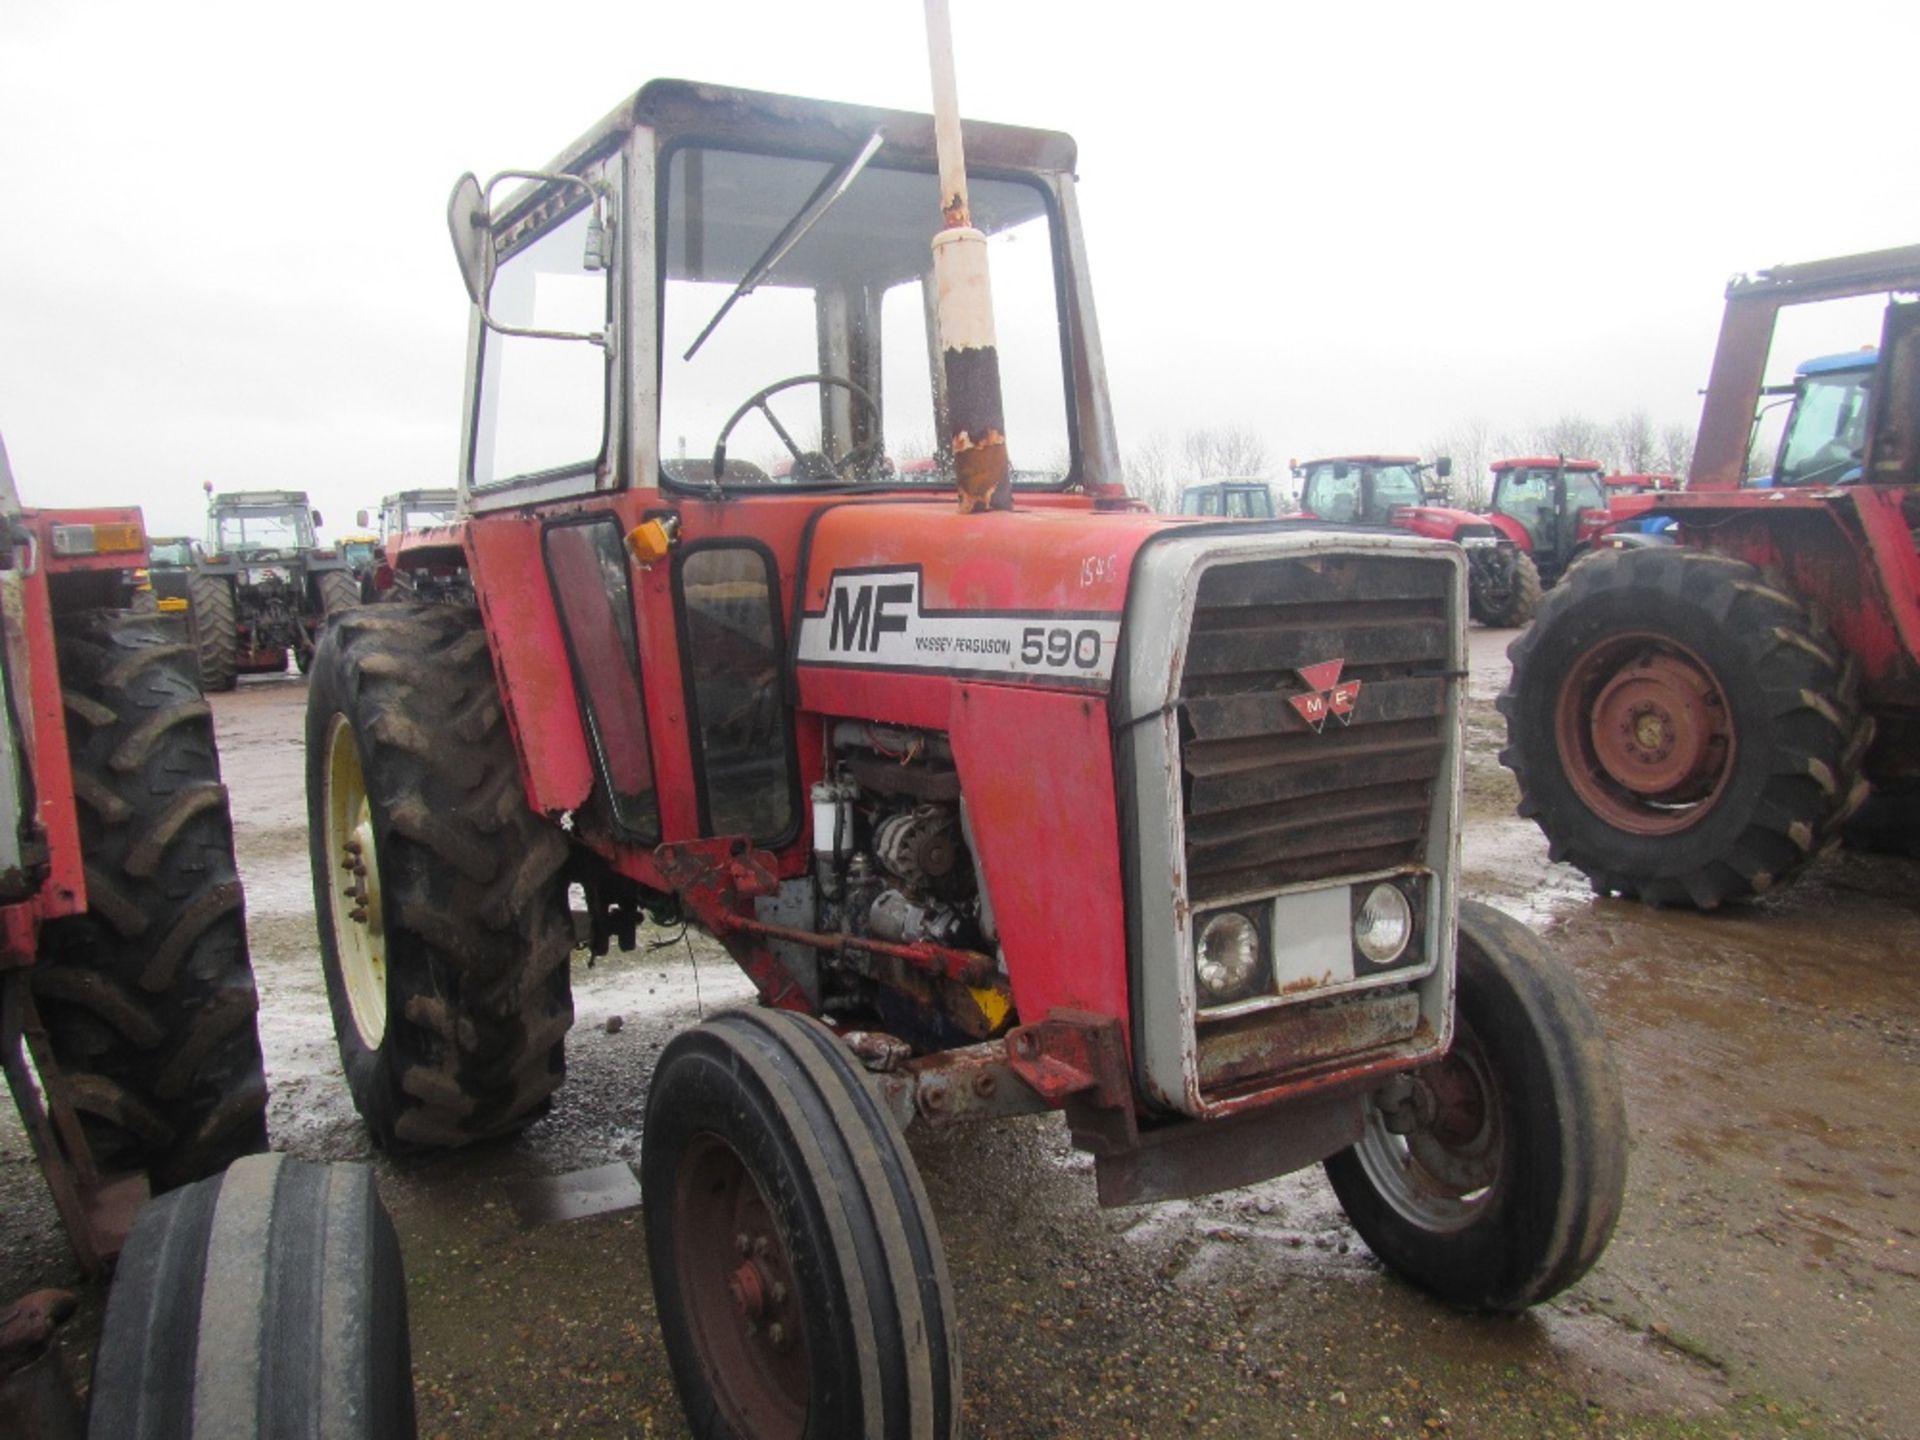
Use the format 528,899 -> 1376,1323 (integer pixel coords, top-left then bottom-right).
88,1152 -> 417,1440
1325,900 -> 1627,1312
1498,546 -> 1868,908
32,610 -> 267,1190
305,603 -> 573,1149
300,570 -> 362,675
643,1009 -> 960,1440
186,572 -> 238,693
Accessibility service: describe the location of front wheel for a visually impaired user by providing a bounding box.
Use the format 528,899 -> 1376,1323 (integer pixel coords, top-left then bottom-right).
1472,549 -> 1540,628
186,571 -> 238,692
642,1009 -> 960,1440
1325,900 -> 1627,1312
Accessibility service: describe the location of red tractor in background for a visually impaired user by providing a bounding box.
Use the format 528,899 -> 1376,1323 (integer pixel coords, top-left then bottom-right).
302,35 -> 1626,1438
1481,455 -> 1616,589
1293,453 -> 1541,625
1502,244 -> 1920,908
0,438 -> 412,1435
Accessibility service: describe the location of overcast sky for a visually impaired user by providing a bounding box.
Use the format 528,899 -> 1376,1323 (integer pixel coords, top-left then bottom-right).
2,0 -> 1914,539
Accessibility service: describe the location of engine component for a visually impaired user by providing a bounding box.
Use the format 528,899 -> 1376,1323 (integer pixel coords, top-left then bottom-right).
811,779 -> 859,897
866,888 -> 970,948
873,805 -> 961,894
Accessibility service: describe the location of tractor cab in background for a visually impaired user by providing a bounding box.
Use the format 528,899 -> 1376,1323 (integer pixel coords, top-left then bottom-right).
1485,456 -> 1608,586
1765,349 -> 1876,487
1178,478 -> 1276,517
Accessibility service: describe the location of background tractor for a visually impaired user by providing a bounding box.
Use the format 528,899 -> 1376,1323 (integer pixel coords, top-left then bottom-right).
302,34 -> 1626,1438
1293,453 -> 1540,624
1482,455 -> 1612,587
0,438 -> 413,1436
1178,478 -> 1278,518
188,487 -> 360,688
1501,244 -> 1920,907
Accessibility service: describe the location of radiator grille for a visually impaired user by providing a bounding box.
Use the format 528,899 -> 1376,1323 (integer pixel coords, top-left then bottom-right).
1179,554 -> 1452,905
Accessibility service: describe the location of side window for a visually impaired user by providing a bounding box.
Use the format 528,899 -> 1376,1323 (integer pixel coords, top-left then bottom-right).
678,547 -> 796,841
544,519 -> 659,839
474,206 -> 610,487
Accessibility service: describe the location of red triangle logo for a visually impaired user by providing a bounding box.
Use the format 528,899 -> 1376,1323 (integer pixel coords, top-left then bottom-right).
1296,659 -> 1344,693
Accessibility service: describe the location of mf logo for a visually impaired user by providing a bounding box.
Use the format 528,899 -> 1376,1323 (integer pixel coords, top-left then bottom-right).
828,579 -> 915,652
1288,658 -> 1361,733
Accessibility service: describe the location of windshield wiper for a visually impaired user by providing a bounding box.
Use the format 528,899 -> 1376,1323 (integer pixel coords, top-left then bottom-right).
682,128 -> 886,362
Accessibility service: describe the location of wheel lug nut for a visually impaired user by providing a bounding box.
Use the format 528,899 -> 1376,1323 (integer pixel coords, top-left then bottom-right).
767,1322 -> 786,1347
735,1233 -> 752,1255
751,1236 -> 769,1257
769,1281 -> 786,1305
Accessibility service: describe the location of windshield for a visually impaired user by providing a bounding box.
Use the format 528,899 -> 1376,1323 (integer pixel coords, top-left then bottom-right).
1566,471 -> 1606,511
383,500 -> 457,542
213,506 -> 312,554
1776,370 -> 1871,485
1300,463 -> 1421,524
148,539 -> 192,568
659,145 -> 1071,490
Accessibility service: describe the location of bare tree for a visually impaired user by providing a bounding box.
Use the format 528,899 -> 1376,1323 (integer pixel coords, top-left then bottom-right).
1124,426 -> 1274,513
1610,409 -> 1659,473
1426,416 -> 1495,508
1529,414 -> 1611,467
1657,421 -> 1695,480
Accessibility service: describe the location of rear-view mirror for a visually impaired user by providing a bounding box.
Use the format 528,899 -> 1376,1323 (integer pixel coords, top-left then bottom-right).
355,509 -> 370,529
1436,456 -> 1453,479
447,172 -> 496,309
311,510 -> 324,530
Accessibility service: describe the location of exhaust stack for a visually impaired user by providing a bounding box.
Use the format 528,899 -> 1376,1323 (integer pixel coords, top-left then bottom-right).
924,0 -> 1012,513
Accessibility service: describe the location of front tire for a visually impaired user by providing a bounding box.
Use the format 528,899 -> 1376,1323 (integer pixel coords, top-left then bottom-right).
1474,550 -> 1540,628
88,1152 -> 417,1440
305,604 -> 573,1148
1325,900 -> 1627,1311
643,1009 -> 960,1440
33,611 -> 267,1190
1499,547 -> 1867,907
186,572 -> 238,692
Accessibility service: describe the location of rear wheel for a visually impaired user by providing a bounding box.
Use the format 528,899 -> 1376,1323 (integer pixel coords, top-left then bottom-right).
88,1152 -> 416,1440
1499,546 -> 1867,907
301,570 -> 362,674
1325,900 -> 1627,1311
305,603 -> 573,1148
643,1009 -> 960,1440
33,611 -> 267,1190
186,572 -> 237,692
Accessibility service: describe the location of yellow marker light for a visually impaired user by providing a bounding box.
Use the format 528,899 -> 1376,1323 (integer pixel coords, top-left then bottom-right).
49,522 -> 146,557
624,518 -> 677,566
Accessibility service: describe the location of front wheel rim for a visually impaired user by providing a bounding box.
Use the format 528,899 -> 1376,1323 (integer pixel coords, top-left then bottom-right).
674,1133 -> 808,1440
323,714 -> 387,1049
1354,1017 -> 1503,1234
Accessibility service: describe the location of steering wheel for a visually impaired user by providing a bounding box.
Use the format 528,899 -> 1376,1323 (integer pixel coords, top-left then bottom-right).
712,374 -> 885,484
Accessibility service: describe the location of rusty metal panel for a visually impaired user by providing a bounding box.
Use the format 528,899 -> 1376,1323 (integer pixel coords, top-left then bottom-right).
1093,1086 -> 1364,1208
1197,988 -> 1422,1095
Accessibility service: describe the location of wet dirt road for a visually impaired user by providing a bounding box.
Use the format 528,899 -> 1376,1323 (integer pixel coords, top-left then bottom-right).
6,629 -> 1918,1438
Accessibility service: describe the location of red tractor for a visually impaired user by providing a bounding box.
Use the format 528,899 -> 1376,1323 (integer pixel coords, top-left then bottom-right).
1293,454 -> 1541,625
305,47 -> 1625,1437
1501,244 -> 1920,907
1481,455 -> 1615,589
0,438 -> 413,1434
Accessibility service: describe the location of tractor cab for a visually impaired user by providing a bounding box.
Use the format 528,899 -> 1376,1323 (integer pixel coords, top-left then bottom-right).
1178,479 -> 1276,517
1766,350 -> 1876,487
1293,454 -> 1430,525
1486,457 -> 1607,583
205,489 -> 319,560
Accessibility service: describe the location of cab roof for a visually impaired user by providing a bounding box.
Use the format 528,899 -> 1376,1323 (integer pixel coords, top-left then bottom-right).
1491,457 -> 1603,471
1796,349 -> 1877,378
211,490 -> 310,506
1299,454 -> 1422,468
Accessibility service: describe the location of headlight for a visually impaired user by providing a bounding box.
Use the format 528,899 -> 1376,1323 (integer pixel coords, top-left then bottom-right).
1196,911 -> 1261,1002
1353,883 -> 1413,966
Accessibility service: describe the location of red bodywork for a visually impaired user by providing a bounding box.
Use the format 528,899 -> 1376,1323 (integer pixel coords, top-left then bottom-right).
447,492 -> 1174,1057
1612,247 -> 1920,774
1295,454 -> 1493,541
1482,456 -> 1606,553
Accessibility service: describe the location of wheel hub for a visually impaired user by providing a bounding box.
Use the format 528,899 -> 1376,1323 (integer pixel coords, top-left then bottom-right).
1555,633 -> 1737,836
1355,1018 -> 1504,1233
677,1136 -> 807,1437
324,716 -> 387,1049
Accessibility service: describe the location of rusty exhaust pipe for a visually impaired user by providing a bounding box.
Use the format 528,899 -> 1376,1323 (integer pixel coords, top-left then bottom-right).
924,0 -> 1012,513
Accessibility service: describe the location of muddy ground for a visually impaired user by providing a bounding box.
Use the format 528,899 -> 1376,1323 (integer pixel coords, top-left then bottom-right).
6,626 -> 1918,1438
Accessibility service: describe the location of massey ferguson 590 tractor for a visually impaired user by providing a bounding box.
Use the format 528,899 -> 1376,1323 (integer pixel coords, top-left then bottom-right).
1502,244 -> 1920,908
1293,454 -> 1541,625
305,24 -> 1624,1435
0,439 -> 413,1436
